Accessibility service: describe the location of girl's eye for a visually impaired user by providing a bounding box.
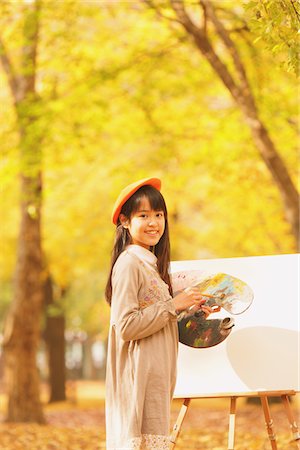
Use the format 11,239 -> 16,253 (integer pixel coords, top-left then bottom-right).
156,212 -> 164,217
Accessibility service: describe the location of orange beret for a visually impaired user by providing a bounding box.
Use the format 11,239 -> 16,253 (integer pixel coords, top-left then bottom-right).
111,177 -> 161,225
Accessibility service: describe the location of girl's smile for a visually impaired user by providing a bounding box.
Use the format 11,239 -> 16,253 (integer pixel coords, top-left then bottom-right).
121,197 -> 165,250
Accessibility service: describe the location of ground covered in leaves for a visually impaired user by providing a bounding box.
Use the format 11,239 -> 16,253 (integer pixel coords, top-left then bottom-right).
0,382 -> 299,449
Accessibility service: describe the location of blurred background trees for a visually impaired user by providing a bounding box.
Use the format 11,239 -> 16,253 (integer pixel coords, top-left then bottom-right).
0,0 -> 298,422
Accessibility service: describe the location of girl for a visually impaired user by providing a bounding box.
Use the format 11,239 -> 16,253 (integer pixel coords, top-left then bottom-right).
105,177 -> 211,450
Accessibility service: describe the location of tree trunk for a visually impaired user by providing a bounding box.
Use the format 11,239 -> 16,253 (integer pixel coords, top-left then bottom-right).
1,0 -> 45,423
3,174 -> 45,423
242,106 -> 299,239
45,316 -> 66,402
44,276 -> 66,403
169,0 -> 299,246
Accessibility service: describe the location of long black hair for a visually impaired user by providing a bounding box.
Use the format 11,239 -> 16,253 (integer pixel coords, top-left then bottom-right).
105,185 -> 173,305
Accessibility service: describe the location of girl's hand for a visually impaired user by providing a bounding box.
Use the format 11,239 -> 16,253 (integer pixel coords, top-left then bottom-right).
173,287 -> 207,313
198,304 -> 214,319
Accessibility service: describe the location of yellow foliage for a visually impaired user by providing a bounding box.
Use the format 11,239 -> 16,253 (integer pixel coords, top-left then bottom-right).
0,0 -> 298,333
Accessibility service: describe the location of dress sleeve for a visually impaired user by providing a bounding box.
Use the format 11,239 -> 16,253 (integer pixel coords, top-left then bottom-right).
111,254 -> 177,342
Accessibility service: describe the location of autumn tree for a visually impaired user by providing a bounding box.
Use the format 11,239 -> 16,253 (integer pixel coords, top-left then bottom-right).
0,0 -> 45,422
144,0 -> 299,246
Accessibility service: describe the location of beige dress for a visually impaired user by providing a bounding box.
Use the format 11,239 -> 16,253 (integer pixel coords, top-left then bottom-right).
105,245 -> 178,450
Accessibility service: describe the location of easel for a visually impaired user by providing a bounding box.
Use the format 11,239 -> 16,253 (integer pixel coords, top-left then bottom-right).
169,390 -> 300,450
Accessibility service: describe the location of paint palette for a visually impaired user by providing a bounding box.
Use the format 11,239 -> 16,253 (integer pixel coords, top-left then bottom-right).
173,271 -> 254,348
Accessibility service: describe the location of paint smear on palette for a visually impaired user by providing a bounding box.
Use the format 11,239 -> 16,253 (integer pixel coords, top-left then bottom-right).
171,270 -> 210,293
172,271 -> 254,315
195,273 -> 254,315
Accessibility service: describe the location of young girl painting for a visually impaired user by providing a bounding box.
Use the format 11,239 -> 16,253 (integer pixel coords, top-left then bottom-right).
105,177 -> 211,450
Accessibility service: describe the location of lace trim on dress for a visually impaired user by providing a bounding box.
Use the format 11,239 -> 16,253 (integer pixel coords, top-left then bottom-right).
142,434 -> 170,450
108,434 -> 170,450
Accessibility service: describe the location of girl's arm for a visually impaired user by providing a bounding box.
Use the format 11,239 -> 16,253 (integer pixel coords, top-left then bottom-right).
111,255 -> 177,341
111,254 -> 210,341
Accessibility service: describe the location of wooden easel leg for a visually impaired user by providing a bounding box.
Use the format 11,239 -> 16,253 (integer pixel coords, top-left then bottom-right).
281,395 -> 300,449
169,398 -> 191,450
227,396 -> 237,450
260,396 -> 278,450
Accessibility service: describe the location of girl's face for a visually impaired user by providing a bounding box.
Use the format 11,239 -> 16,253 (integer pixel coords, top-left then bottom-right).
122,196 -> 165,250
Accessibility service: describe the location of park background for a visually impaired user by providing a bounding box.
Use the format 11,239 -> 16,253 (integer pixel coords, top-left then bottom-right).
0,0 -> 299,449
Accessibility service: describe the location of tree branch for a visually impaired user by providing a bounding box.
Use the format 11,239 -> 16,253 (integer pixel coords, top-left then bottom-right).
170,0 -> 243,104
170,0 -> 205,34
290,0 -> 300,22
200,0 -> 251,96
0,0 -> 41,107
142,0 -> 183,25
0,37 -> 20,105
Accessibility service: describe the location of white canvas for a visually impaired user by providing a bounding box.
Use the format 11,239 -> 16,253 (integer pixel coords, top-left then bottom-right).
171,254 -> 299,397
